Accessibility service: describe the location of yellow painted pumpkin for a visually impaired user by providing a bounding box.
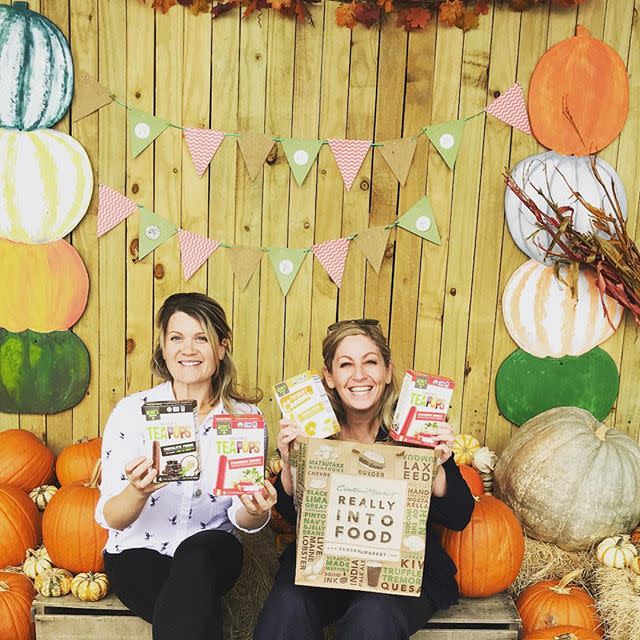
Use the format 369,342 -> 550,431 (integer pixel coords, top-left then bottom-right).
0,238 -> 89,332
22,548 -> 52,579
452,434 -> 481,465
71,572 -> 109,602
28,485 -> 58,512
596,535 -> 637,569
35,568 -> 73,597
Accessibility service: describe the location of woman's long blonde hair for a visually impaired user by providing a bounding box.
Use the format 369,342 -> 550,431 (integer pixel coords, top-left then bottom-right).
321,322 -> 397,431
151,293 -> 262,410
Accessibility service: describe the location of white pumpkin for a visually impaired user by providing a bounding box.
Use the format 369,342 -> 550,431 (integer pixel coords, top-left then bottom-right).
502,260 -> 623,358
0,128 -> 93,244
596,535 -> 637,568
505,151 -> 627,264
495,407 -> 640,551
29,485 -> 58,511
22,547 -> 52,579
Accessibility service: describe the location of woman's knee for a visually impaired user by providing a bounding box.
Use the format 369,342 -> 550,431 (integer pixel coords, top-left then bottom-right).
338,595 -> 408,639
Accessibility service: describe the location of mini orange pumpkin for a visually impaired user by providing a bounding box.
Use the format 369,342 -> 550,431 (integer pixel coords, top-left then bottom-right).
0,572 -> 34,640
0,429 -> 54,491
458,464 -> 484,496
0,485 -> 41,567
56,436 -> 102,486
524,625 -> 601,640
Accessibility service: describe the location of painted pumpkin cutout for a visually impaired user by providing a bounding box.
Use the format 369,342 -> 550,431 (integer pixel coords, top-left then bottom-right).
529,25 -> 629,156
505,152 -> 627,264
502,260 -> 623,358
0,128 -> 92,243
0,238 -> 89,332
0,2 -> 73,131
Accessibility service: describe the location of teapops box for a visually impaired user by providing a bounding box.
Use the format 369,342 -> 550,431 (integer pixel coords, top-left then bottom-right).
390,371 -> 455,447
142,400 -> 200,482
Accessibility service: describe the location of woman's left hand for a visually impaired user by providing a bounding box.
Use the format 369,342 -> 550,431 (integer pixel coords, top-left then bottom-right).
239,481 -> 277,519
432,424 -> 454,465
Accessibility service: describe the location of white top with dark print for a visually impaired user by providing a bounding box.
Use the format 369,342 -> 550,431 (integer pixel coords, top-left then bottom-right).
95,381 -> 269,556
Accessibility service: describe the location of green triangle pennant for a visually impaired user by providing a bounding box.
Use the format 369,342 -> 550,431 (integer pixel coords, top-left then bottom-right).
129,107 -> 170,158
138,207 -> 178,260
423,118 -> 466,170
397,196 -> 441,245
281,139 -> 323,186
267,248 -> 307,296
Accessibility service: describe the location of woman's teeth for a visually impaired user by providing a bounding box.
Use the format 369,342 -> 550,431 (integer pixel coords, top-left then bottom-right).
350,386 -> 372,395
179,361 -> 201,366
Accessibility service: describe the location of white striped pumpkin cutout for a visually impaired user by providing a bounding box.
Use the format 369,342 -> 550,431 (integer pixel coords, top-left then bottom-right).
502,260 -> 623,358
505,151 -> 627,265
0,128 -> 93,244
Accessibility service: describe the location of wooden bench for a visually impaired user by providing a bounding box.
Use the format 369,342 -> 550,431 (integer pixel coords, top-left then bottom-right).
33,591 -> 522,639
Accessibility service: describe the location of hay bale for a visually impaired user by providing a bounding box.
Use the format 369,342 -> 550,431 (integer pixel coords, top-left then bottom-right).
592,565 -> 640,640
222,527 -> 280,640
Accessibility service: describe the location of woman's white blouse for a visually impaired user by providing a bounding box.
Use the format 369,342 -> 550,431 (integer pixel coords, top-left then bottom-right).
95,381 -> 269,556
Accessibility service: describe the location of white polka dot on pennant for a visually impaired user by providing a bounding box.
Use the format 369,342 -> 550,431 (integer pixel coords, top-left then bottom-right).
439,133 -> 455,149
415,216 -> 431,232
279,259 -> 294,275
293,150 -> 309,166
135,122 -> 151,139
145,224 -> 161,240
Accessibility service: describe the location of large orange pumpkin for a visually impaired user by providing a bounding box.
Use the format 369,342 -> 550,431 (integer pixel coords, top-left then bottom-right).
524,626 -> 601,640
43,462 -> 107,574
442,495 -> 524,597
458,464 -> 484,496
516,570 -> 602,636
0,237 -> 89,332
0,485 -> 41,567
0,429 -> 54,491
0,572 -> 34,640
529,25 -> 629,156
56,436 -> 102,486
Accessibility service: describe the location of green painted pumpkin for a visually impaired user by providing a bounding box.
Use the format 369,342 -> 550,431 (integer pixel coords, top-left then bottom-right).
0,2 -> 73,130
0,329 -> 90,414
496,348 -> 619,426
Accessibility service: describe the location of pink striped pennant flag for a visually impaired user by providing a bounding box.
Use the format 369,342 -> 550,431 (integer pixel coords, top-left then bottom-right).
178,229 -> 221,281
97,184 -> 138,237
485,82 -> 532,135
327,139 -> 371,190
184,128 -> 225,177
312,238 -> 350,288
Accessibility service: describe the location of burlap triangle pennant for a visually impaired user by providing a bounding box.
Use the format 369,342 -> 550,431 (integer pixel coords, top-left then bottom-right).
226,246 -> 264,291
128,107 -> 170,158
485,82 -> 532,135
237,133 -> 275,182
423,119 -> 466,170
312,238 -> 351,288
327,139 -> 371,190
184,128 -> 225,177
378,138 -> 417,187
178,229 -> 221,280
281,139 -> 323,186
354,226 -> 391,274
397,196 -> 441,245
267,248 -> 307,296
138,207 -> 178,260
97,184 -> 138,237
73,71 -> 113,122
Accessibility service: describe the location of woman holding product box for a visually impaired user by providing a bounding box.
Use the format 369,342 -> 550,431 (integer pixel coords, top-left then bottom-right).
95,292 -> 277,640
255,319 -> 475,640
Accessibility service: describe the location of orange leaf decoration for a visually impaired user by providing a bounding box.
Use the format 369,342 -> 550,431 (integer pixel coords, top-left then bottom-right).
439,0 -> 463,26
151,0 -> 178,12
335,1 -> 357,29
403,7 -> 431,30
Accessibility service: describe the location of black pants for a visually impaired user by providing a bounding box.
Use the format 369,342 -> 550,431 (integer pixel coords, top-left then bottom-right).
104,530 -> 243,640
253,545 -> 438,640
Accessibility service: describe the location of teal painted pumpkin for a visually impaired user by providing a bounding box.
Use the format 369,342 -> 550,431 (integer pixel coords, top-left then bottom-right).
0,329 -> 90,414
0,2 -> 73,130
496,347 -> 619,426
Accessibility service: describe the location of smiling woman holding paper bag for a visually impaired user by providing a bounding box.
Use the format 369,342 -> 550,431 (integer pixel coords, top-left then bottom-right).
94,293 -> 276,640
255,319 -> 475,640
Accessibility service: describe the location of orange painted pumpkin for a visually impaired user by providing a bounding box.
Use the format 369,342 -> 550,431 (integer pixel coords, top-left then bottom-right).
529,25 -> 629,156
56,436 -> 102,486
0,485 -> 41,567
0,237 -> 89,332
442,495 -> 524,597
524,626 -> 601,640
0,572 -> 34,640
516,570 -> 602,636
458,464 -> 484,496
43,462 -> 107,574
0,429 -> 54,491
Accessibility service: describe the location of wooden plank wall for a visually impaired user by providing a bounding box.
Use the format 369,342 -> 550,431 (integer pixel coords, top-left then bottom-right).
6,0 -> 640,457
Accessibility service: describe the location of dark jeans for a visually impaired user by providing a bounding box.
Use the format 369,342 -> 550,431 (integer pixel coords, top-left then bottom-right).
104,530 -> 243,640
253,545 -> 438,640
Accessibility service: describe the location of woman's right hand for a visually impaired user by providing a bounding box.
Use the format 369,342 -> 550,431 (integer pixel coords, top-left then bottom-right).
277,420 -> 304,468
124,456 -> 166,497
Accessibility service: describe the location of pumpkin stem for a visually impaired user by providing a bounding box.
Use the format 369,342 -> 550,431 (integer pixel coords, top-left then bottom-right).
0,582 -> 9,591
550,568 -> 582,594
554,635 -> 578,640
78,435 -> 90,444
86,459 -> 102,489
594,424 -> 609,441
576,24 -> 590,38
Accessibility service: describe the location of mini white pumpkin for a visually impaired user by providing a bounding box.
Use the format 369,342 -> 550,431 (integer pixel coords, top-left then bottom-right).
29,485 -> 58,511
472,447 -> 497,473
22,547 -> 52,579
596,535 -> 637,568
